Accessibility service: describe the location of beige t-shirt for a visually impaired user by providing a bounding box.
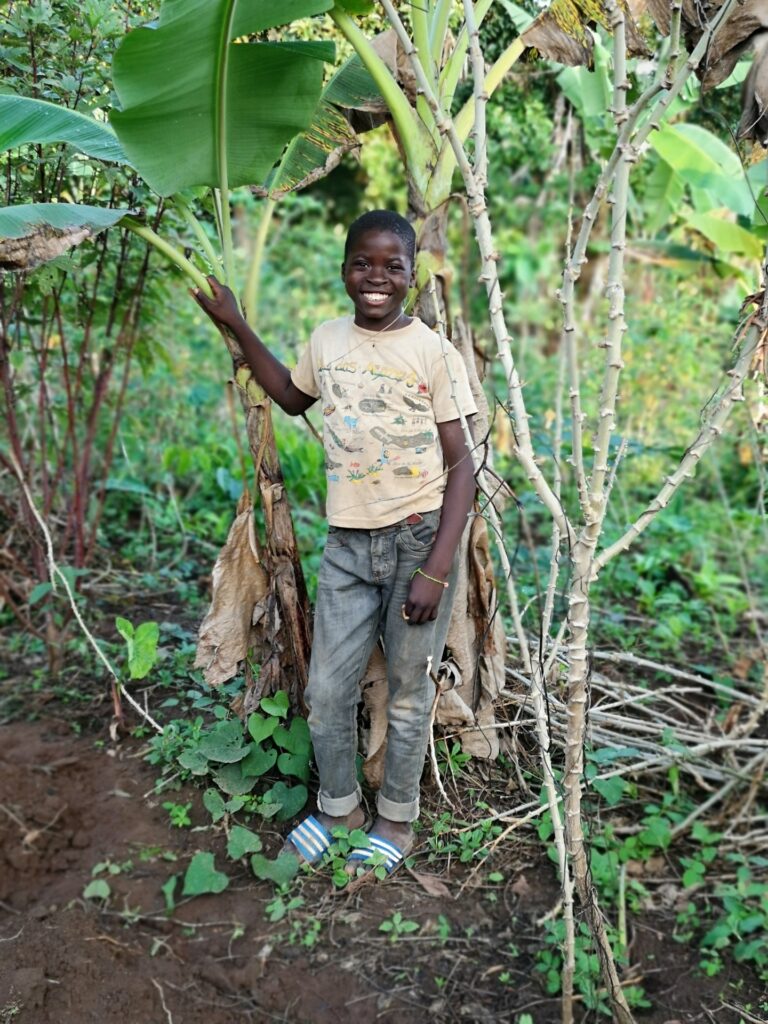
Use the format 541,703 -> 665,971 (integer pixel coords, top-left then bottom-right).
291,316 -> 477,528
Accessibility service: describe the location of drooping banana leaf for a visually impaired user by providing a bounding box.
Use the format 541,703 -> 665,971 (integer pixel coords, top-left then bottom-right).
110,0 -> 335,196
262,52 -> 384,197
0,96 -> 127,163
0,204 -> 127,270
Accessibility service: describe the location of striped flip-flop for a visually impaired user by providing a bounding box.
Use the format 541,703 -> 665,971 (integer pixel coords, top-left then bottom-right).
284,814 -> 334,865
346,832 -> 411,876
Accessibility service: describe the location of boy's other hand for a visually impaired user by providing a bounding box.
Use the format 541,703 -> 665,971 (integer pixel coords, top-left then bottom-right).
191,275 -> 243,331
404,572 -> 444,625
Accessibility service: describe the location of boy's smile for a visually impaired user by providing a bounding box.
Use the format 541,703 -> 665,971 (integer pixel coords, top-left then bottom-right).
342,228 -> 414,332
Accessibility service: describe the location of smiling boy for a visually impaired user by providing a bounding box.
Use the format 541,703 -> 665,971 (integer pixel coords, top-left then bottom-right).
194,210 -> 476,875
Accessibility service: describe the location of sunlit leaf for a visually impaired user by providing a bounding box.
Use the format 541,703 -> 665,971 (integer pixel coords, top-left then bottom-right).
0,95 -> 127,163
129,621 -> 160,679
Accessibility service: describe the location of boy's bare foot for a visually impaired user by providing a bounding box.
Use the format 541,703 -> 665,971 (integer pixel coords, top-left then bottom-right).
282,805 -> 367,864
345,814 -> 414,875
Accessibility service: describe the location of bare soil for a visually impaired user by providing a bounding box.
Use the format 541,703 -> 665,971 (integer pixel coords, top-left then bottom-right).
0,716 -> 764,1024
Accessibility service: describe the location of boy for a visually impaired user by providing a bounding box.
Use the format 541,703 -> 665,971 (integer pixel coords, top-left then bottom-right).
193,210 -> 476,874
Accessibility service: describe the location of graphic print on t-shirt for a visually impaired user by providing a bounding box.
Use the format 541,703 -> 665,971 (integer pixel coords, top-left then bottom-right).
318,355 -> 436,488
289,316 -> 478,528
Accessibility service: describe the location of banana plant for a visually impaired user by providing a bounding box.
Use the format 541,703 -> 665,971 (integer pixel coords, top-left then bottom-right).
0,0 -> 341,710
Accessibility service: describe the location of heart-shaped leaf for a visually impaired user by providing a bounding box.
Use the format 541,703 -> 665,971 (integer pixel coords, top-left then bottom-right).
260,691 -> 289,719
182,851 -> 229,896
241,742 -> 278,778
276,751 -> 310,784
248,711 -> 279,745
198,720 -> 249,763
213,763 -> 258,796
263,781 -> 308,822
273,716 -> 311,754
250,852 -> 300,886
227,826 -> 263,860
83,879 -> 111,900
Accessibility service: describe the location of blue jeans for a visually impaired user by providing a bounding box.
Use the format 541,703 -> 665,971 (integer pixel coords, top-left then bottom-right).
305,509 -> 458,822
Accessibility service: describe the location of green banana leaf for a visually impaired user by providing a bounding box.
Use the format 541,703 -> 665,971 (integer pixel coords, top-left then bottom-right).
649,124 -> 754,219
110,0 -> 335,196
0,95 -> 127,163
643,158 -> 685,235
265,53 -> 383,196
685,211 -> 764,260
0,203 -> 127,271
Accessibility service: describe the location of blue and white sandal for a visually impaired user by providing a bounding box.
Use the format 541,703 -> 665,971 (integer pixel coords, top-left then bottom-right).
283,814 -> 334,865
346,832 -> 411,876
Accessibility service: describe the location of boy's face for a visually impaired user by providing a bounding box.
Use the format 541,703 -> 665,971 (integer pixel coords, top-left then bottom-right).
341,229 -> 414,331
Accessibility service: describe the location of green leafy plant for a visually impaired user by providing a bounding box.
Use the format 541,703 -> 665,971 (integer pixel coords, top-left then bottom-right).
378,911 -> 420,944
162,801 -> 192,828
116,616 -> 160,680
182,851 -> 229,897
147,689 -> 312,822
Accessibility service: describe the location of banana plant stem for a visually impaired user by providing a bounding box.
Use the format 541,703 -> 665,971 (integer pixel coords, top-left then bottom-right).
122,218 -> 212,295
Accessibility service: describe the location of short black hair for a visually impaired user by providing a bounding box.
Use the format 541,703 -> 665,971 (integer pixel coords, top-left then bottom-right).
344,210 -> 416,264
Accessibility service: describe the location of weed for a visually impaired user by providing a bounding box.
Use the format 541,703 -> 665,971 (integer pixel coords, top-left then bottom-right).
379,911 -> 420,943
265,890 -> 304,924
426,811 -> 502,863
163,801 -> 192,828
435,740 -> 471,776
289,916 -> 322,948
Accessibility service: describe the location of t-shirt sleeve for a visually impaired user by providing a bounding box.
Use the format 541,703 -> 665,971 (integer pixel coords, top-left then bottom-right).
290,337 -> 320,399
430,343 -> 478,423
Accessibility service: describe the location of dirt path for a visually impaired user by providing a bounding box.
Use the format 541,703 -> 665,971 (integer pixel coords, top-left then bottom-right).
0,720 -> 762,1023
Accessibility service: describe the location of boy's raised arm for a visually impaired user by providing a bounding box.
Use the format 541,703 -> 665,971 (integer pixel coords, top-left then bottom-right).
192,276 -> 316,416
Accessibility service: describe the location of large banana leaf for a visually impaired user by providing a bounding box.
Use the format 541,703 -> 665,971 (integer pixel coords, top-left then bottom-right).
264,53 -> 383,196
0,96 -> 127,163
110,0 -> 335,196
0,204 -> 127,270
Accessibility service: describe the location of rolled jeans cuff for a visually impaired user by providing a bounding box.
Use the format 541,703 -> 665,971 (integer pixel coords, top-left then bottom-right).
317,783 -> 362,818
377,790 -> 419,823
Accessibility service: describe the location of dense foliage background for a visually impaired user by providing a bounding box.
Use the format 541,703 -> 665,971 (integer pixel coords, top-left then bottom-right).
1,1 -> 766,1018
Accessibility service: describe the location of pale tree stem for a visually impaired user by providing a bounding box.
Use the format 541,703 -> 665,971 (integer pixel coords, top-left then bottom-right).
664,2 -> 683,88
429,275 -> 574,1023
559,7 -> 635,1019
464,0 -> 488,188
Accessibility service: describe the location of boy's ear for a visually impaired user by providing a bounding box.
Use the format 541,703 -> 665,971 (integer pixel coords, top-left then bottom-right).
340,261 -> 346,281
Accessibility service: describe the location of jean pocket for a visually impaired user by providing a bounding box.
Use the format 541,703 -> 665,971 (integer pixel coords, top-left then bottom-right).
325,526 -> 347,549
400,511 -> 440,553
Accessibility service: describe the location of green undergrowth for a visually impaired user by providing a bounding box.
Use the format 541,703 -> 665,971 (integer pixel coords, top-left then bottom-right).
533,758 -> 768,1012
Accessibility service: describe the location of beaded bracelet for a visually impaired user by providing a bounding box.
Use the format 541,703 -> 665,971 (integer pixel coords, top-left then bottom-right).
410,566 -> 449,589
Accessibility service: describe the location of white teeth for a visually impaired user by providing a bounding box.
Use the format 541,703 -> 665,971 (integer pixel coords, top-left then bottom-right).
363,292 -> 388,302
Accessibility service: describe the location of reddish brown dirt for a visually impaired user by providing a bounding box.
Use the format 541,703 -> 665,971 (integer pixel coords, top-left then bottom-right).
0,719 -> 763,1024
